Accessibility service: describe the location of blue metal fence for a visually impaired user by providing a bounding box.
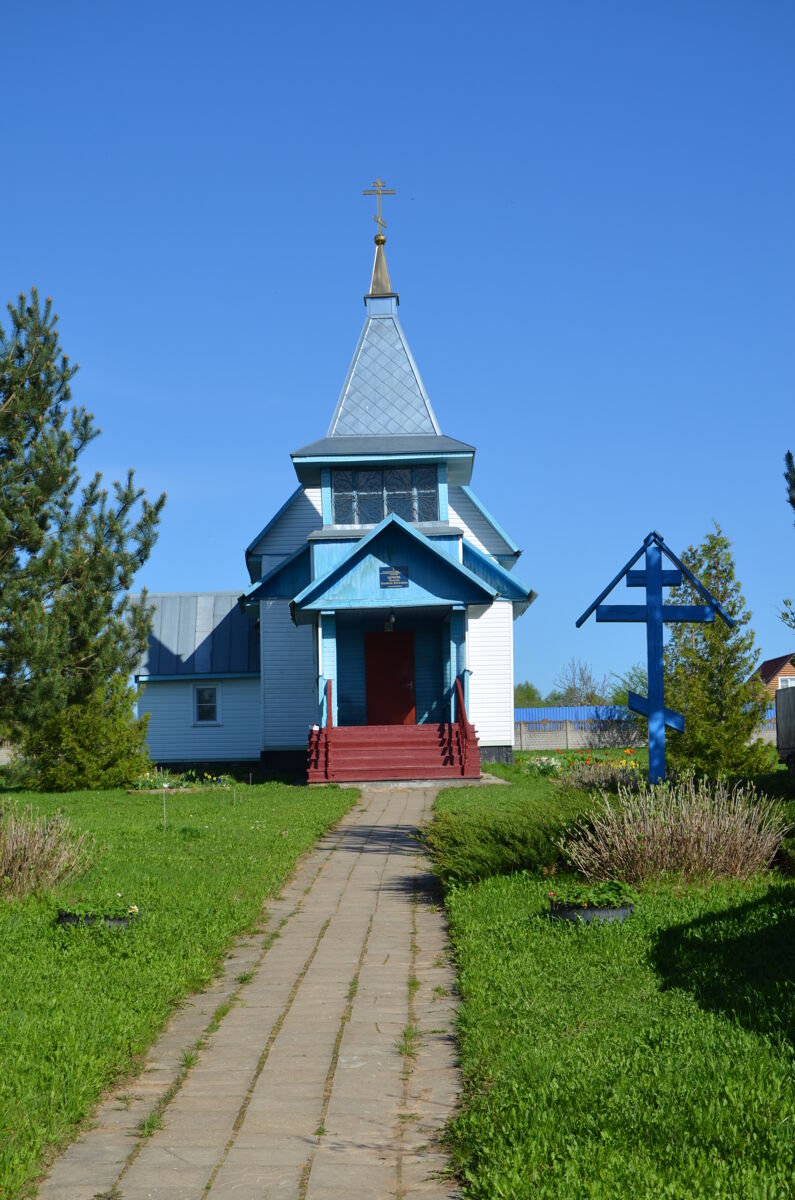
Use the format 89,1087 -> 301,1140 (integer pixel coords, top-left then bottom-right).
514,705 -> 631,723
515,704 -> 777,726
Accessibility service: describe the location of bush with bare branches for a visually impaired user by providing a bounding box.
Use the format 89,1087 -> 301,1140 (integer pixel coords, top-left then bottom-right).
565,760 -> 644,792
0,803 -> 94,897
559,774 -> 791,883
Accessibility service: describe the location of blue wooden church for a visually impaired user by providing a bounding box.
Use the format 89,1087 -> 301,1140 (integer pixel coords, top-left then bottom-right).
136,203 -> 536,780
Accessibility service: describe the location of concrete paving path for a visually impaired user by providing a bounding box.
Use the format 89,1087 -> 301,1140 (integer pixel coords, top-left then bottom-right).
39,786 -> 460,1200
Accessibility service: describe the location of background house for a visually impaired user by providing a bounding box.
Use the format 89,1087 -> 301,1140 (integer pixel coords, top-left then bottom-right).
757,653 -> 795,698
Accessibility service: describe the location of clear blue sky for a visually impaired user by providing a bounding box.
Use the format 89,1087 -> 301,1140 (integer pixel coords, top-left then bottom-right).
4,2 -> 794,694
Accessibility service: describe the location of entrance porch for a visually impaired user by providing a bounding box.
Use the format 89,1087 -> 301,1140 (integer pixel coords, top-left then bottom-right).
308,608 -> 479,782
307,676 -> 480,782
281,513 -> 499,781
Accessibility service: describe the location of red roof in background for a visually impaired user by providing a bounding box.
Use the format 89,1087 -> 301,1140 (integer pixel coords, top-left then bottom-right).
757,653 -> 795,684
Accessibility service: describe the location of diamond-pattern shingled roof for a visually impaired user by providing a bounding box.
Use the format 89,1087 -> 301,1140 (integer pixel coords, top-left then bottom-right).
328,315 -> 441,437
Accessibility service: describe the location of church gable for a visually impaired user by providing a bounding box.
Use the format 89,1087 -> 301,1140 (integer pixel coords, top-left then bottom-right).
291,514 -> 495,617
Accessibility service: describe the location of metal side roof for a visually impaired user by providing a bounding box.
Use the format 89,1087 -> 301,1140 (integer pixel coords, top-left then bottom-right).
135,592 -> 259,679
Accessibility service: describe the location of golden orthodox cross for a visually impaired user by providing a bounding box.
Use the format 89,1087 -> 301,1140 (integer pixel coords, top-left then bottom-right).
362,178 -> 396,237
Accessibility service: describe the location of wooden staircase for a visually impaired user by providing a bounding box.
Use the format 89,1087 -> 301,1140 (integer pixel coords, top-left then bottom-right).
307,678 -> 481,784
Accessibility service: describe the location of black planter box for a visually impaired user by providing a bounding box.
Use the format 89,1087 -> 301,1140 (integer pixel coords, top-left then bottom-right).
56,910 -> 137,930
549,902 -> 634,925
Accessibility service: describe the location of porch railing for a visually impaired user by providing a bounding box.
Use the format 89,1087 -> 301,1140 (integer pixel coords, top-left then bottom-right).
454,674 -> 476,776
324,678 -> 333,777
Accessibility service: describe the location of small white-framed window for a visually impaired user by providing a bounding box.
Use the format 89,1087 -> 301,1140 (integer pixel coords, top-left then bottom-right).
778,676 -> 795,689
194,685 -> 221,724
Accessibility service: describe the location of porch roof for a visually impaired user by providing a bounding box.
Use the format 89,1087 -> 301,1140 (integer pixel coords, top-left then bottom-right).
461,539 -> 537,608
289,513 -> 496,623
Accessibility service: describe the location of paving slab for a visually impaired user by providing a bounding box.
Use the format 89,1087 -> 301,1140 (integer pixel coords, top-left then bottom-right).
38,786 -> 461,1199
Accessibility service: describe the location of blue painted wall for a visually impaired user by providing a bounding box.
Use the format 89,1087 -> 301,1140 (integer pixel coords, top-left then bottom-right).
314,532 -> 461,581
427,534 -> 460,564
320,613 -> 337,724
321,468 -> 332,525
258,547 -> 311,598
313,538 -> 361,578
438,463 -> 449,521
336,616 -> 444,726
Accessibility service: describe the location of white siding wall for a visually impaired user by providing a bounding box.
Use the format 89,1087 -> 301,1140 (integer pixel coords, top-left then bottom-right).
138,678 -> 261,762
448,486 -> 511,560
260,599 -> 318,748
254,487 -> 323,578
467,601 -> 514,746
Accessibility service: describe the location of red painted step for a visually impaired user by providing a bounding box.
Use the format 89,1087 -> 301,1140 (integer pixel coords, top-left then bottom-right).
316,766 -> 481,782
307,721 -> 480,783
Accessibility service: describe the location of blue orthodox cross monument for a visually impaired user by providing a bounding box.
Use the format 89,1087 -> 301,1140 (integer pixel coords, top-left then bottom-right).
576,531 -> 733,784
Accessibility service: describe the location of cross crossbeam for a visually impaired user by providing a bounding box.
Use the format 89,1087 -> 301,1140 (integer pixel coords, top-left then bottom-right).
596,604 -> 715,623
627,569 -> 682,587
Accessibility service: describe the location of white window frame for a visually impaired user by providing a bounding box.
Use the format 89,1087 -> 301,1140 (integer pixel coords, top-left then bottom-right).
778,676 -> 795,689
194,684 -> 222,725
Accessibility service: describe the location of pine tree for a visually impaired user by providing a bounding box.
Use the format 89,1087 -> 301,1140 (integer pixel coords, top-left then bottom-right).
664,522 -> 769,776
0,290 -> 165,780
781,450 -> 795,630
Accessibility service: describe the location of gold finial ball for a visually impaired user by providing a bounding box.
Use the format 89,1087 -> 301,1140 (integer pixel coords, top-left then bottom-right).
374,232 -> 386,246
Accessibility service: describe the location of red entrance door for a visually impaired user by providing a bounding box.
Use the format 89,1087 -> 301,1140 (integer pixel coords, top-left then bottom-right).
364,632 -> 416,725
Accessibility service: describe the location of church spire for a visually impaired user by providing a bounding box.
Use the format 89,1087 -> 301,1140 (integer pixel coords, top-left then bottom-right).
324,181 -> 441,437
362,178 -> 398,300
369,233 -> 393,296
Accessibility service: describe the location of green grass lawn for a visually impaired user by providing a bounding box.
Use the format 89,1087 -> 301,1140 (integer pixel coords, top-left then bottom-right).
0,782 -> 356,1198
431,770 -> 795,1199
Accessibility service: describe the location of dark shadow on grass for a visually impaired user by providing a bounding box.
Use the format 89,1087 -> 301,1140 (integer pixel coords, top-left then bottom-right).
651,886 -> 795,1045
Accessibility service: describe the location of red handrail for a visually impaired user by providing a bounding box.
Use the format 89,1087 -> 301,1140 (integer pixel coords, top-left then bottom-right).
324,678 -> 333,779
454,675 -> 474,775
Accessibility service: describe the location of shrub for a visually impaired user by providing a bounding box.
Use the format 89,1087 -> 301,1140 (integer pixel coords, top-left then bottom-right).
559,773 -> 792,883
20,676 -> 151,791
565,759 -> 642,792
0,804 -> 94,897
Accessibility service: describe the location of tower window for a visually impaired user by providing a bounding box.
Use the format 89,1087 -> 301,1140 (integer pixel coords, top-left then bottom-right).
331,467 -> 439,525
